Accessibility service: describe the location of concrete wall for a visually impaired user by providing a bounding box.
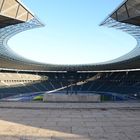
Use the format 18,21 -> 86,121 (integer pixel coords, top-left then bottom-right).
43,94 -> 101,103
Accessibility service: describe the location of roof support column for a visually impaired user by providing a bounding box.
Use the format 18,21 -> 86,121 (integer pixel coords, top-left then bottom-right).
15,4 -> 20,19
0,0 -> 5,12
115,12 -> 118,21
125,3 -> 130,18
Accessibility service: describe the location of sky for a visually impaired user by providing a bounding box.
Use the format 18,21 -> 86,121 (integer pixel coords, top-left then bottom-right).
8,0 -> 136,65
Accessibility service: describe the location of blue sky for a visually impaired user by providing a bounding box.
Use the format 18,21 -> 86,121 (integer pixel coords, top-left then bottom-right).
9,0 -> 136,64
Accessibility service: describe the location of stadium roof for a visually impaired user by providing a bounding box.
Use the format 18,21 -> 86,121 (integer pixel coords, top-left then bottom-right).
0,0 -> 140,72
101,0 -> 140,26
0,0 -> 43,27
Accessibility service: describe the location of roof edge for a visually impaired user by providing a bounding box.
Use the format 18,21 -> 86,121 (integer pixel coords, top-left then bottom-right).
100,0 -> 127,26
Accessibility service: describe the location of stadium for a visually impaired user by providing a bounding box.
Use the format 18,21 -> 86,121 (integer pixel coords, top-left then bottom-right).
0,0 -> 140,102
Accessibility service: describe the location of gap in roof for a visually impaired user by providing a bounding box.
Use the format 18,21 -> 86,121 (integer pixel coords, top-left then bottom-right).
8,0 -> 136,65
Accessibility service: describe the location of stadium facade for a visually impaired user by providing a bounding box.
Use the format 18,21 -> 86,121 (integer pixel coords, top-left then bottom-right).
0,0 -> 140,101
